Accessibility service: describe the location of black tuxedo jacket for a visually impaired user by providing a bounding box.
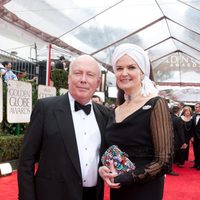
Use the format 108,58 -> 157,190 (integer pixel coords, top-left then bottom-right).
171,113 -> 185,150
192,114 -> 200,140
18,93 -> 110,200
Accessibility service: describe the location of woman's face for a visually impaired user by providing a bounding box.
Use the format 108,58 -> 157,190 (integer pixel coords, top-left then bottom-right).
115,54 -> 143,93
184,109 -> 191,117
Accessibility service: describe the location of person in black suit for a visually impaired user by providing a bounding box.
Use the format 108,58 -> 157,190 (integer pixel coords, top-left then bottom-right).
17,55 -> 110,200
178,101 -> 184,116
56,56 -> 66,70
192,102 -> 200,170
169,105 -> 187,174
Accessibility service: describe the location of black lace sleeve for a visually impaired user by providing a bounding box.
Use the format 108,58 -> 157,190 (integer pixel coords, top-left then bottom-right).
114,97 -> 173,186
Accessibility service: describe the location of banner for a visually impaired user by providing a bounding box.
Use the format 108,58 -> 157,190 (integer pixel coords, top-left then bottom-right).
7,80 -> 32,123
38,85 -> 56,99
0,78 -> 3,123
59,88 -> 68,95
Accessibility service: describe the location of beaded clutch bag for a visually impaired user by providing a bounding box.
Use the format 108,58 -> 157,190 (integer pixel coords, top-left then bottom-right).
101,145 -> 135,175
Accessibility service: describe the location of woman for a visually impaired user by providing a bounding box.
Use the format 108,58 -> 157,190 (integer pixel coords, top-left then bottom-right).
99,43 -> 173,200
178,106 -> 193,166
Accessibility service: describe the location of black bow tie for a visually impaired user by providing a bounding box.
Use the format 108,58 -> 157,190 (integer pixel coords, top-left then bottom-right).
196,113 -> 200,116
74,101 -> 91,115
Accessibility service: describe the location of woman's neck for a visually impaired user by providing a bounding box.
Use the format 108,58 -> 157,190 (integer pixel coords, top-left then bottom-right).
124,88 -> 142,104
182,115 -> 192,121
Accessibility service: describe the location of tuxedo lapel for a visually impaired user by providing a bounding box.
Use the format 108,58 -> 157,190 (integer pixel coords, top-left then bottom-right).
93,103 -> 104,134
54,93 -> 82,177
197,115 -> 200,126
93,103 -> 106,156
194,115 -> 200,126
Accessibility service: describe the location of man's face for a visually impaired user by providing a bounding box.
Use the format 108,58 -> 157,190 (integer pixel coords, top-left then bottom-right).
195,104 -> 200,113
68,56 -> 101,104
92,97 -> 101,104
6,63 -> 12,70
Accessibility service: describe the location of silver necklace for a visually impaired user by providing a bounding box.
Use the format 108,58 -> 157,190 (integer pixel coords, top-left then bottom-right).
124,88 -> 141,103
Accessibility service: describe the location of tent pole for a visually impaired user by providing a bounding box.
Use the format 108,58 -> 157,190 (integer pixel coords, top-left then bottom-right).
46,44 -> 52,86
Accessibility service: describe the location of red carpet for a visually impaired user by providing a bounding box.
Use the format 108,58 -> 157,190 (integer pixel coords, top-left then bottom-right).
103,162 -> 200,200
0,151 -> 199,200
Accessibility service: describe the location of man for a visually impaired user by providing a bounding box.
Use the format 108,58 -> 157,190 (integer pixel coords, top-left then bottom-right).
0,61 -> 18,83
167,105 -> 185,176
192,102 -> 200,170
56,56 -> 68,70
18,55 -> 110,200
17,69 -> 37,82
92,95 -> 103,104
178,101 -> 184,116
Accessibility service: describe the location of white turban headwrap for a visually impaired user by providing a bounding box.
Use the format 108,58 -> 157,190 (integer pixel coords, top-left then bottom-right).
111,43 -> 158,97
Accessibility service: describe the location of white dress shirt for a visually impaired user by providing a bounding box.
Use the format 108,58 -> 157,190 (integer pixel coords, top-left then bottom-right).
196,114 -> 200,125
68,93 -> 101,187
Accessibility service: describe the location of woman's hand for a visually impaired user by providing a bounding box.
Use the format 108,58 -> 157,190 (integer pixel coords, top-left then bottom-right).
99,161 -> 121,189
181,143 -> 188,149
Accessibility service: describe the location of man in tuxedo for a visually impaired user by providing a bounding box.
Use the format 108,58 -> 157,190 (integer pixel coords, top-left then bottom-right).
92,95 -> 103,104
178,101 -> 184,116
192,102 -> 200,170
167,105 -> 185,176
18,55 -> 110,200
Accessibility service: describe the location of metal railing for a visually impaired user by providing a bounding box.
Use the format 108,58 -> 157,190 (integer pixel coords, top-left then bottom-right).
0,48 -> 37,79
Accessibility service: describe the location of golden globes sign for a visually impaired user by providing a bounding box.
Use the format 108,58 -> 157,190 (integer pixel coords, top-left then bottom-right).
7,80 -> 32,123
38,85 -> 56,99
0,78 -> 3,123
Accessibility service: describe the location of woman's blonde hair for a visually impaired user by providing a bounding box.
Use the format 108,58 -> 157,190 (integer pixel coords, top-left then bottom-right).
182,106 -> 193,116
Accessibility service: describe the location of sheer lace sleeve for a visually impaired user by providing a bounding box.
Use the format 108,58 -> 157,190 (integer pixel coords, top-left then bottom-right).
114,97 -> 173,186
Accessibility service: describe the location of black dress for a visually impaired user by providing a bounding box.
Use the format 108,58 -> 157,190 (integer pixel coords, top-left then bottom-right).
181,119 -> 193,161
104,97 -> 173,200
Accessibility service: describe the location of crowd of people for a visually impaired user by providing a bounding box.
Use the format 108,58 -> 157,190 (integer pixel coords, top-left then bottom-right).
0,61 -> 37,83
1,43 -> 199,200
167,102 -> 200,176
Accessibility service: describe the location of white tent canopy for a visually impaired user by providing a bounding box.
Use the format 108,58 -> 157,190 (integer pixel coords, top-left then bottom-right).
0,0 -> 200,102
